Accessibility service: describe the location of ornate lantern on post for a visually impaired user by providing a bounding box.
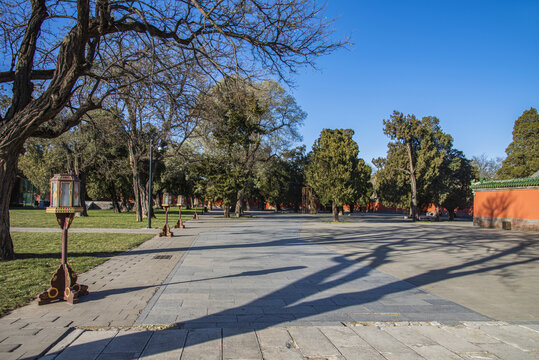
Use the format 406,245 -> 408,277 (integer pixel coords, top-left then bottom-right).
193,197 -> 199,220
159,192 -> 173,237
174,195 -> 185,229
38,174 -> 88,305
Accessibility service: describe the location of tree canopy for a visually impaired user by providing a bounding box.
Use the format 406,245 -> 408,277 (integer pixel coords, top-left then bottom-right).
497,107 -> 539,179
375,111 -> 473,220
305,129 -> 371,222
194,77 -> 305,216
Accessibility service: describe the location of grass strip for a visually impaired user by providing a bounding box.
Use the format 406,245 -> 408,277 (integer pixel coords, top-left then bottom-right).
9,208 -> 205,229
0,232 -> 153,317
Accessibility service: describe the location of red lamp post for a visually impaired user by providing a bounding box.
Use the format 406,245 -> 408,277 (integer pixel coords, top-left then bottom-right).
193,197 -> 199,220
159,192 -> 173,237
174,195 -> 185,229
37,174 -> 88,305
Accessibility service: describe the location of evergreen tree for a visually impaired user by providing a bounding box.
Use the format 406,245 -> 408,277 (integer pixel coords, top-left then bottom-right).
305,129 -> 371,222
439,150 -> 475,220
377,111 -> 473,220
256,146 -> 307,212
497,108 -> 539,179
381,111 -> 449,220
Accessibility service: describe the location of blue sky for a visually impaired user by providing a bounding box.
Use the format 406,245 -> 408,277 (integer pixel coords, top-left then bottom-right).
292,0 -> 539,167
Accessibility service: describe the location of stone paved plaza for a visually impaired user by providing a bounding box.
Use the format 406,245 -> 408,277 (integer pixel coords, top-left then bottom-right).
1,212 -> 538,359
136,216 -> 488,327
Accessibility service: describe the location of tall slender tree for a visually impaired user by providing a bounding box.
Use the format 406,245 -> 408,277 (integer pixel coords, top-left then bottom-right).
381,112 -> 451,220
377,111 -> 473,220
382,112 -> 422,220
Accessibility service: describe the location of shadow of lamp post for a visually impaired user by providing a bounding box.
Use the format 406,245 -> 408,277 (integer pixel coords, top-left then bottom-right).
37,174 -> 89,305
174,195 -> 186,229
159,192 -> 173,237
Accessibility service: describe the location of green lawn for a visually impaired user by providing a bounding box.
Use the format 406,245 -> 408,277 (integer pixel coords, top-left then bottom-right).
0,232 -> 154,317
9,207 -> 204,229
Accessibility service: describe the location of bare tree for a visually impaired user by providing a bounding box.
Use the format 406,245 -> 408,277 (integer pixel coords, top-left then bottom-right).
0,0 -> 345,259
102,44 -> 206,222
472,154 -> 503,180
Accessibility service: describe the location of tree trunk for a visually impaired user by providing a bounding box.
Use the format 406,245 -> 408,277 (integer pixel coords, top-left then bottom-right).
224,204 -> 230,218
0,150 -> 20,260
128,140 -> 143,222
234,190 -> 244,217
154,192 -> 162,209
120,197 -> 130,213
332,202 -> 339,222
406,141 -> 418,221
132,172 -> 143,221
140,181 -> 152,219
434,204 -> 440,222
109,182 -> 121,213
275,203 -> 281,213
449,209 -> 455,221
76,170 -> 88,217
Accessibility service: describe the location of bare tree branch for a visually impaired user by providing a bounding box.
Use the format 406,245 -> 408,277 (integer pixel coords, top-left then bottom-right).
0,69 -> 55,83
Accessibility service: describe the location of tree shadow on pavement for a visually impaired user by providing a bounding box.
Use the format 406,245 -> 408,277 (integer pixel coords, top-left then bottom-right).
44,213 -> 539,360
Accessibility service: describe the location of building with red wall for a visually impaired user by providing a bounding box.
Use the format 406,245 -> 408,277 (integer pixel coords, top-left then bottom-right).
471,176 -> 539,231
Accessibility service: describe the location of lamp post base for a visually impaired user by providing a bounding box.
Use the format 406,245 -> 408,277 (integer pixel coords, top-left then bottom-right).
174,207 -> 185,229
160,206 -> 173,237
174,220 -> 185,229
160,224 -> 173,237
37,263 -> 88,305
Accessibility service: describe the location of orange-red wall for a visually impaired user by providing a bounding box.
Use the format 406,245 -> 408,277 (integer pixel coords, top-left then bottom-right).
474,188 -> 539,220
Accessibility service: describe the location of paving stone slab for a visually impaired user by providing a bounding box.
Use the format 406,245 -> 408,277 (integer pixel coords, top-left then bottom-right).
180,328 -> 222,360
477,342 -> 538,360
349,325 -> 425,360
54,329 -> 118,360
287,327 -> 341,358
255,328 -> 304,360
411,324 -> 485,354
139,330 -> 187,360
382,325 -> 463,359
469,323 -> 539,352
222,328 -> 262,360
319,326 -> 386,360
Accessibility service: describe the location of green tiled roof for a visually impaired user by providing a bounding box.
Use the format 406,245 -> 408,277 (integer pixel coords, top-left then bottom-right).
471,177 -> 539,189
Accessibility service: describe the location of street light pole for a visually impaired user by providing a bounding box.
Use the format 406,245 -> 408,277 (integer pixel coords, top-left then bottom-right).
148,139 -> 153,229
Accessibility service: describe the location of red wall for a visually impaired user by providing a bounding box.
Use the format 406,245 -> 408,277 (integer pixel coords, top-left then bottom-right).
474,188 -> 539,220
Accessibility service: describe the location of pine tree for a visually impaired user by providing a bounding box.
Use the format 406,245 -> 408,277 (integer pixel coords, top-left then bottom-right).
306,129 -> 371,221
497,108 -> 539,179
